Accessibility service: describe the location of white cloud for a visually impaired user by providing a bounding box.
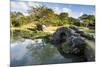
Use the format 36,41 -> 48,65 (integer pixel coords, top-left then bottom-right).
11,1 -> 29,11
11,1 -> 90,18
11,1 -> 30,16
69,13 -> 79,18
11,2 -> 75,17
62,8 -> 71,14
11,1 -> 41,15
11,2 -> 16,8
79,12 -> 84,16
53,7 -> 61,14
27,2 -> 40,7
19,2 -> 29,10
22,12 -> 29,16
53,7 -> 82,18
53,7 -> 71,15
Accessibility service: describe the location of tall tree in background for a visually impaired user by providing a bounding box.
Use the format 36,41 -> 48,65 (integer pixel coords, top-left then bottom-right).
79,14 -> 95,27
11,12 -> 32,27
58,12 -> 69,25
29,6 -> 58,26
10,12 -> 23,27
11,6 -> 95,27
69,17 -> 80,26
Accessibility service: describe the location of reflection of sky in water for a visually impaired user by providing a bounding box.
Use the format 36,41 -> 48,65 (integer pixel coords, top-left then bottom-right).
11,39 -> 32,60
11,39 -> 71,66
11,37 -> 95,66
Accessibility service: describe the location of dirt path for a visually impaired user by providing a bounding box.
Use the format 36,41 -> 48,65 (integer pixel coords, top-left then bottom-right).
43,26 -> 64,34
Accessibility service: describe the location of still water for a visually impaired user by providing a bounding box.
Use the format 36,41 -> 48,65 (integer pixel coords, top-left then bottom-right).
11,38 -> 74,66
10,30 -> 95,66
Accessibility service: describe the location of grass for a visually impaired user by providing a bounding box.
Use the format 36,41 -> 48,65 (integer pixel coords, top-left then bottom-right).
11,28 -> 51,40
79,27 -> 95,33
85,29 -> 95,33
11,23 -> 95,42
11,23 -> 36,31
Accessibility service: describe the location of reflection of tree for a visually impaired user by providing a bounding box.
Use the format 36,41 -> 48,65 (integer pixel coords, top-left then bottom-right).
27,39 -> 58,64
10,30 -> 23,42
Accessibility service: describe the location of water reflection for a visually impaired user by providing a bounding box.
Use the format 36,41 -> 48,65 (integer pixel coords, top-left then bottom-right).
11,38 -> 73,66
10,30 -> 95,66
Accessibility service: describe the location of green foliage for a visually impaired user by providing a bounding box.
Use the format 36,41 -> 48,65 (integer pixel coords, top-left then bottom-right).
57,12 -> 69,26
79,14 -> 95,27
85,29 -> 95,33
10,12 -> 34,27
29,6 -> 59,26
10,6 -> 95,27
68,17 -> 80,26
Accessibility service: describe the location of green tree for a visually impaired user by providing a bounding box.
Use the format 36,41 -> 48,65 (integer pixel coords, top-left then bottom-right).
69,17 -> 80,26
10,12 -> 23,27
79,14 -> 95,27
11,12 -> 32,27
58,12 -> 69,25
29,6 -> 59,26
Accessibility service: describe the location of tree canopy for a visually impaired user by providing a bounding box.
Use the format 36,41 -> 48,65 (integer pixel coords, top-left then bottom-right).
10,6 -> 95,28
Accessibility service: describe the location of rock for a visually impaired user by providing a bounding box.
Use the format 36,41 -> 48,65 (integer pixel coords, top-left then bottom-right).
51,26 -> 94,61
51,27 -> 85,45
80,33 -> 95,40
63,35 -> 86,56
69,26 -> 95,40
36,24 -> 44,31
69,26 -> 80,32
51,27 -> 72,45
69,26 -> 84,35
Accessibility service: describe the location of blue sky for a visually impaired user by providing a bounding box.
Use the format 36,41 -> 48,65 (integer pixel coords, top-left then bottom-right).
11,1 -> 95,18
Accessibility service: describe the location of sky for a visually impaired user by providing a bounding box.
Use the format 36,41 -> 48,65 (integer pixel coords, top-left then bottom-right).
11,1 -> 95,18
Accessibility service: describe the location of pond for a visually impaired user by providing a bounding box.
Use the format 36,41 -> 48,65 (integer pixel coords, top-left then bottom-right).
10,29 -> 95,67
